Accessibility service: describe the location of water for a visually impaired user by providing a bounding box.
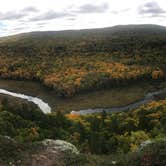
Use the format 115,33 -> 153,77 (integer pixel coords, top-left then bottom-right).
0,82 -> 165,115
71,87 -> 166,115
0,89 -> 51,114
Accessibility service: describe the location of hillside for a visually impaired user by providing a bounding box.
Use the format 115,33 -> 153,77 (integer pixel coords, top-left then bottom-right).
0,24 -> 165,97
0,24 -> 166,57
0,95 -> 166,165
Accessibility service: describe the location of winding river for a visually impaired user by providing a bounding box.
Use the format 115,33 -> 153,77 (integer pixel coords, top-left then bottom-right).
71,87 -> 166,115
0,86 -> 166,115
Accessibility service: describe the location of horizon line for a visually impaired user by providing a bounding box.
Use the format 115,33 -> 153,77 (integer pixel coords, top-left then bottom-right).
0,23 -> 165,38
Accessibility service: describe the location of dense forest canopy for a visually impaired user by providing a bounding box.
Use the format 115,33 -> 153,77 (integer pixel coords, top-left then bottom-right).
0,24 -> 165,97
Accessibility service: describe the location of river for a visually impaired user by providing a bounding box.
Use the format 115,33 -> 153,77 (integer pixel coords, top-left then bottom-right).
71,87 -> 166,115
0,88 -> 51,113
0,79 -> 165,115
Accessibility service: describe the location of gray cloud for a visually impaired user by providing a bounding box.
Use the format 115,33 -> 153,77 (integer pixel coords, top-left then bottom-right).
29,3 -> 109,22
29,10 -> 70,21
36,22 -> 47,26
67,17 -> 76,21
12,3 -> 109,22
75,3 -> 109,13
0,11 -> 26,20
12,26 -> 28,31
111,8 -> 130,15
22,6 -> 39,13
0,6 -> 39,21
138,1 -> 166,17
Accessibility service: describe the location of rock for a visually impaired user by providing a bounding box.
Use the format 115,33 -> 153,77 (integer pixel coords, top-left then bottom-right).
26,151 -> 64,166
24,139 -> 79,166
42,139 -> 79,154
0,137 -> 79,166
25,139 -> 79,166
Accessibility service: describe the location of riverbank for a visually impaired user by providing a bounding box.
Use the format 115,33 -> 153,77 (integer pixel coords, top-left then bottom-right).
72,87 -> 166,114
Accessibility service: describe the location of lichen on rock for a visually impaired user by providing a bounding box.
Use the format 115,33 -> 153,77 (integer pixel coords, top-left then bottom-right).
42,139 -> 79,154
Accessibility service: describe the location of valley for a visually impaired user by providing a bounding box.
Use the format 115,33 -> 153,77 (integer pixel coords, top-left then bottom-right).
0,24 -> 166,165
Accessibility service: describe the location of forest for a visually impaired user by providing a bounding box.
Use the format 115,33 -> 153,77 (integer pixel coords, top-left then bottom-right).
0,97 -> 166,165
0,25 -> 166,97
0,54 -> 165,97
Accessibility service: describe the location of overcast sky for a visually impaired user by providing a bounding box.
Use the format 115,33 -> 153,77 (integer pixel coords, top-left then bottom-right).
0,0 -> 166,36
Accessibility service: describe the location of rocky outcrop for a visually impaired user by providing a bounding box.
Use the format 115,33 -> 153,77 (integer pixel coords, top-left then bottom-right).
42,139 -> 79,154
0,136 -> 79,166
25,139 -> 79,166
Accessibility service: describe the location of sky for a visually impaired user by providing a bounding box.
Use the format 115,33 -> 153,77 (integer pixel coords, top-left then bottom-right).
0,0 -> 166,36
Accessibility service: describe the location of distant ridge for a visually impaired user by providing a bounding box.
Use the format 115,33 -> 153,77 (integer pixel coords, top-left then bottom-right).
0,24 -> 166,40
0,24 -> 165,57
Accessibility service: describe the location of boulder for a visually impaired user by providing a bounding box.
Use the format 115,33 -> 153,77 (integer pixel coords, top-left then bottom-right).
42,139 -> 79,154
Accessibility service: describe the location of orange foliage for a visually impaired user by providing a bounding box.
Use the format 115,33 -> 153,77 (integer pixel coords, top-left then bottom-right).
66,114 -> 80,119
152,70 -> 164,79
0,55 -> 163,97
